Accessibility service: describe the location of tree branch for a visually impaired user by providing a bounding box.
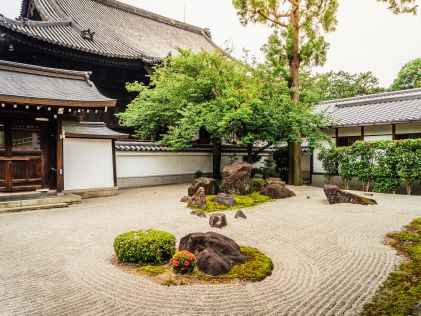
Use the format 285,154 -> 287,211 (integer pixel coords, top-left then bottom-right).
256,9 -> 289,28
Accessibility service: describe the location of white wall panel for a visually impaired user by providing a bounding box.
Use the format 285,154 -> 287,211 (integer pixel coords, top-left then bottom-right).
396,122 -> 421,134
64,138 -> 114,190
364,125 -> 392,136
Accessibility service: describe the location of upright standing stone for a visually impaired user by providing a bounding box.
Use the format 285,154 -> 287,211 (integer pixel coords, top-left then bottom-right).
187,187 -> 207,209
220,162 -> 252,195
188,177 -> 216,196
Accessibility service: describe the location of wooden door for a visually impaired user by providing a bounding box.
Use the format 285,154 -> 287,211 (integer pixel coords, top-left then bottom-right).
0,120 -> 53,192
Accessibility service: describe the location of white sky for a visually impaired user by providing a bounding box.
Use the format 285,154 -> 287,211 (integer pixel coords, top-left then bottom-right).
1,0 -> 421,87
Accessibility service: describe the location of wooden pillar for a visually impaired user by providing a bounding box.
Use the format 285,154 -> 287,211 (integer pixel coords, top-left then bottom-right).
56,120 -> 64,193
335,128 -> 339,146
112,139 -> 117,187
392,124 -> 396,140
361,126 -> 365,141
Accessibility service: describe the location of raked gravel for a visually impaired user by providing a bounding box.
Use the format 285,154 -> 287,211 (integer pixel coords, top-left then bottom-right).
1,184 -> 421,316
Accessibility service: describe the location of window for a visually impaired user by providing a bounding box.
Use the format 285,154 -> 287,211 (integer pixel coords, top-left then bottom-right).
337,136 -> 362,147
12,130 -> 41,150
395,133 -> 421,140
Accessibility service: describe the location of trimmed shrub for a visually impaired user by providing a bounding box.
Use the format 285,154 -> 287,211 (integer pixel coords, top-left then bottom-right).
170,250 -> 196,274
251,178 -> 266,192
114,230 -> 176,264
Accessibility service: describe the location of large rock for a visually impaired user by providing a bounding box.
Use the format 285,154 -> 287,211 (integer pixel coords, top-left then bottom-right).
214,193 -> 236,207
179,232 -> 245,276
323,185 -> 377,205
261,184 -> 295,199
188,177 -> 216,197
209,213 -> 227,229
187,187 -> 207,209
220,162 -> 252,195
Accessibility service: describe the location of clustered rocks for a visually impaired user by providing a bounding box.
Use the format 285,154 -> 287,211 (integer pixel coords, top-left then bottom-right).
179,232 -> 245,276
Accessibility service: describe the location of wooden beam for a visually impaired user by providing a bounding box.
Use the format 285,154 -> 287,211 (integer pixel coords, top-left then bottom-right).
361,126 -> 365,141
112,139 -> 117,187
335,128 -> 339,146
56,120 -> 64,193
0,95 -> 116,108
392,124 -> 396,140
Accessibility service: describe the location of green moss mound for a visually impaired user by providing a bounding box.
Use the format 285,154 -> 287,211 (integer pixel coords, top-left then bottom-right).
201,192 -> 272,213
113,230 -> 176,265
196,246 -> 273,282
362,218 -> 421,316
138,265 -> 166,276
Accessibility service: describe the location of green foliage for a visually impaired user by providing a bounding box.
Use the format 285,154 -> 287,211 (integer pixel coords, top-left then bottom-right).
250,177 -> 266,192
196,246 -> 273,282
113,230 -> 176,264
137,265 -> 166,276
252,159 -> 277,180
195,192 -> 273,213
170,250 -> 196,274
317,147 -> 340,183
301,71 -> 385,101
390,58 -> 421,91
317,139 -> 421,193
273,146 -> 289,181
362,218 -> 421,316
194,170 -> 203,179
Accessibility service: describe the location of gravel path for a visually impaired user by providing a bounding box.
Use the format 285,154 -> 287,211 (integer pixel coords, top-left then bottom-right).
1,184 -> 420,316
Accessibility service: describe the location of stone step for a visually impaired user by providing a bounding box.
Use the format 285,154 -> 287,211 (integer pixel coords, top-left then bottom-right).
0,203 -> 69,214
0,194 -> 82,210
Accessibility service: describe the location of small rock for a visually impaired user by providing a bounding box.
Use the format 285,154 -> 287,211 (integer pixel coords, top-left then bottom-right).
180,196 -> 190,202
235,210 -> 246,219
187,187 -> 207,209
323,185 -> 377,205
209,213 -> 227,229
214,193 -> 236,207
363,193 -> 374,197
261,184 -> 296,199
306,196 -> 311,199
190,210 -> 207,218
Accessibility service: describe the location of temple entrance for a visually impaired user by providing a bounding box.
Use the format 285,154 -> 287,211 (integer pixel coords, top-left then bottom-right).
0,119 -> 55,192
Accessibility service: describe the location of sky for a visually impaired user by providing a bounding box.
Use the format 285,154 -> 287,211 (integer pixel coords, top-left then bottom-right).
1,0 -> 421,87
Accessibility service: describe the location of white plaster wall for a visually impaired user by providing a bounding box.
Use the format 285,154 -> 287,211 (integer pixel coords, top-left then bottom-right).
116,152 -> 272,179
64,138 -> 114,190
396,122 -> 421,134
338,127 -> 361,137
364,125 -> 392,136
313,140 -> 332,173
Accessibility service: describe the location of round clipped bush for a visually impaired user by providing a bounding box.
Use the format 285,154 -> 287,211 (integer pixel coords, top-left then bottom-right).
113,229 -> 176,264
170,250 -> 196,274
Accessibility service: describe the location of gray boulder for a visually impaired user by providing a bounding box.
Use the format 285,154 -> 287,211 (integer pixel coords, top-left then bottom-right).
261,184 -> 295,199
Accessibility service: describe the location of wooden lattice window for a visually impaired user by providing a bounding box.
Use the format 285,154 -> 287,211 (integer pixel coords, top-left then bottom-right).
337,136 -> 362,147
395,133 -> 421,140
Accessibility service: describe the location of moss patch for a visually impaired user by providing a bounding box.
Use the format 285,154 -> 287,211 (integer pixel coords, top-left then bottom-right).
191,192 -> 273,213
361,218 -> 421,316
137,265 -> 166,276
113,246 -> 273,286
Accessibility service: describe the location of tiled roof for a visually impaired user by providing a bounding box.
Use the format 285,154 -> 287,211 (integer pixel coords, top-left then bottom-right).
63,121 -> 128,139
0,59 -> 116,107
316,88 -> 421,127
115,141 -> 277,153
0,0 -> 217,63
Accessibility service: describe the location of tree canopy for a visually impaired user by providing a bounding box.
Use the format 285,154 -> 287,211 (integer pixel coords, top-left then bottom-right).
301,70 -> 385,101
390,58 -> 421,91
118,49 -> 327,178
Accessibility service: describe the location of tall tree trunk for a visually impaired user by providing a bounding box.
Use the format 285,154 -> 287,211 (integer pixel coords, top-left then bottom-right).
287,1 -> 303,186
212,140 -> 222,179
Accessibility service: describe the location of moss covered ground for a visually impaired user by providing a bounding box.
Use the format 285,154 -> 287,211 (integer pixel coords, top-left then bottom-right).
361,218 -> 421,316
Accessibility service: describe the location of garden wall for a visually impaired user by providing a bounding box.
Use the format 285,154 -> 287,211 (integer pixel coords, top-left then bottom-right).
116,151 -> 272,188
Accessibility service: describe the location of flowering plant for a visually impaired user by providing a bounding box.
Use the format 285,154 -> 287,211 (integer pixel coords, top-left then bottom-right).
170,250 -> 196,274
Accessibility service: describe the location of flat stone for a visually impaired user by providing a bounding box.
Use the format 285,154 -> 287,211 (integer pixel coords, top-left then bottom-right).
190,210 -> 207,218
235,210 -> 246,219
209,213 -> 227,229
323,185 -> 377,205
261,184 -> 295,199
214,193 -> 236,207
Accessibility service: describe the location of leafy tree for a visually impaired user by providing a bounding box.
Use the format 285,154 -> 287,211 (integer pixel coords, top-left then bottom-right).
118,50 -> 301,179
301,71 -> 385,101
232,0 -> 418,185
390,58 -> 421,91
317,147 -> 340,184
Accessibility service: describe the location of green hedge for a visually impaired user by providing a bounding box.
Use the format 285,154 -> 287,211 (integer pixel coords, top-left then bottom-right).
318,139 -> 421,194
113,229 -> 176,264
